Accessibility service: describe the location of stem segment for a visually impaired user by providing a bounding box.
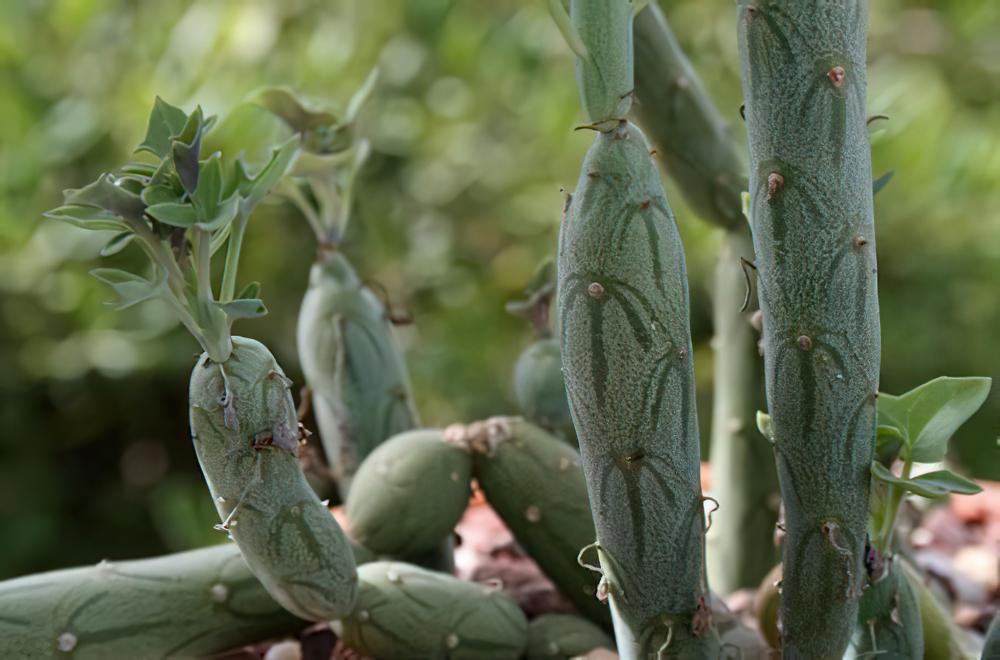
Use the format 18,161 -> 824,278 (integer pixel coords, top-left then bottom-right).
737,2 -> 880,657
632,1 -> 778,594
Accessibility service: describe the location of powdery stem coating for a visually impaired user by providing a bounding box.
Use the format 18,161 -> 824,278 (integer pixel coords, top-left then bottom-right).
737,1 -> 880,656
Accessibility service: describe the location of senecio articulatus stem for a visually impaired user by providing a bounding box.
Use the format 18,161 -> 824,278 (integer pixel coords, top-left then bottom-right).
345,429 -> 473,558
253,78 -> 422,502
336,561 -> 528,659
632,0 -> 779,596
0,541 -> 374,658
45,98 -> 358,622
737,1 -> 880,656
551,0 -> 717,656
452,416 -> 611,630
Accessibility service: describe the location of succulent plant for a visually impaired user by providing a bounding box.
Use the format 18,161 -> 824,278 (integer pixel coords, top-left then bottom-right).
253,76 -> 422,500
454,416 -> 609,628
551,1 -> 717,654
345,429 -> 472,558
737,2 -> 881,655
632,1 -> 778,596
45,98 -> 358,622
335,561 -> 528,659
525,613 -> 614,660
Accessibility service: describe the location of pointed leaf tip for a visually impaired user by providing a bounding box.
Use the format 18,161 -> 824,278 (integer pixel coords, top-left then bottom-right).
878,376 -> 992,463
137,97 -> 189,158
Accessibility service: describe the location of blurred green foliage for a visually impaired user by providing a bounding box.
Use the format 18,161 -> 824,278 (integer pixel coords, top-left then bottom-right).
0,0 -> 998,578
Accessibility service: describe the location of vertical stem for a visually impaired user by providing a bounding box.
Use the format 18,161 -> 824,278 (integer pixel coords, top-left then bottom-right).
737,1 -> 880,657
278,180 -> 326,245
706,228 -> 778,593
878,457 -> 912,552
220,213 -> 248,303
127,217 -> 188,300
311,178 -> 341,245
192,228 -> 213,305
632,1 -> 779,594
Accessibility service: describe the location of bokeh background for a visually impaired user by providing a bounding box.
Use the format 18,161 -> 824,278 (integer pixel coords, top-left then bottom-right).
1,0 -> 998,579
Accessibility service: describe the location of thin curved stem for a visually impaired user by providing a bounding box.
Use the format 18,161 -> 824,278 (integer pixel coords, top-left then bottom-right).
879,457 -> 912,552
220,213 -> 248,303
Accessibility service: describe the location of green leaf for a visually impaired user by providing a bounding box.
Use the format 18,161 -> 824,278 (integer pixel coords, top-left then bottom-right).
44,205 -> 131,232
99,232 -> 135,257
253,87 -> 337,132
217,298 -> 267,322
63,173 -> 146,222
873,170 -> 895,196
137,97 -> 189,158
871,462 -> 982,498
141,182 -> 182,207
171,106 -> 207,195
240,135 -> 300,211
145,202 -> 198,228
344,69 -> 379,124
90,268 -> 166,310
875,425 -> 905,466
237,281 -> 261,300
193,153 -> 224,216
195,192 -> 239,232
878,377 -> 992,463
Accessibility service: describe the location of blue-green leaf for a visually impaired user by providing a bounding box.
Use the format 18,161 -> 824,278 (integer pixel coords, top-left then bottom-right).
871,462 -> 982,498
171,106 -> 207,195
90,268 -> 166,310
288,149 -> 352,177
119,161 -> 158,177
344,69 -> 379,124
62,174 -> 146,222
253,87 -> 337,132
910,470 -> 982,496
141,182 -> 182,207
137,97 -> 189,158
145,202 -> 198,228
217,298 -> 268,322
875,425 -> 905,466
236,281 -> 261,300
873,170 -> 895,196
195,192 -> 239,232
193,153 -> 224,215
240,135 -> 300,211
203,102 -> 289,170
99,232 -> 135,257
44,205 -> 131,232
878,377 -> 992,463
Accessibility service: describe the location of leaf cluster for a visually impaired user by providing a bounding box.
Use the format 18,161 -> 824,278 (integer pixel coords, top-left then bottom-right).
44,98 -> 300,360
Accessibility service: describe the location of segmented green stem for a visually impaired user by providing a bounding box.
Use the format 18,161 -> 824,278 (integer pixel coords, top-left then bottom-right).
556,1 -> 715,655
737,2 -> 880,657
558,121 -> 714,658
0,543 -> 305,659
570,0 -> 635,126
633,2 -> 746,231
632,1 -> 778,594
